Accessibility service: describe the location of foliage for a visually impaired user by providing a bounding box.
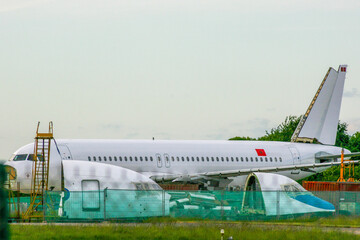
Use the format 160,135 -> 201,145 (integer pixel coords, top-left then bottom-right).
229,136 -> 256,141
258,115 -> 301,142
335,122 -> 350,148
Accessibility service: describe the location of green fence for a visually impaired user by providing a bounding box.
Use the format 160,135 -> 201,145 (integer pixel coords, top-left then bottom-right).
0,164 -> 9,239
7,189 -> 360,222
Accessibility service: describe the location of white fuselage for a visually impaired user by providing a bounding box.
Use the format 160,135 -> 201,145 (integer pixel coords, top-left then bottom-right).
5,139 -> 346,191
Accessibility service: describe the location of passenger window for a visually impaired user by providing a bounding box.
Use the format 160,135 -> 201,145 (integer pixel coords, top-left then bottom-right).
236,157 -> 239,162
202,157 -> 205,162
250,157 -> 253,162
226,157 -> 229,162
212,157 -> 215,162
241,157 -> 244,162
150,156 -> 153,161
191,157 -> 195,162
114,156 -> 117,161
207,157 -> 210,162
274,157 -> 277,162
270,157 -> 272,162
130,157 -> 133,161
255,157 -> 258,162
182,157 -> 185,162
265,157 -> 268,162
98,156 -> 102,161
260,157 -> 263,162
221,157 -> 224,162
231,157 -> 234,162
104,156 -> 107,161
279,157 -> 282,162
197,157 -> 200,162
135,157 -> 138,161
246,157 -> 248,162
109,156 -> 112,161
177,157 -> 180,161
93,156 -> 96,161
145,156 -> 148,161
119,157 -> 122,161
88,156 -> 91,161
124,157 -> 127,161
186,157 -> 189,162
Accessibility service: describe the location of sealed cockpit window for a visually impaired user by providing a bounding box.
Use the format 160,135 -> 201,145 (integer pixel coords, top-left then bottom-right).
27,154 -> 44,161
13,154 -> 28,161
135,183 -> 144,190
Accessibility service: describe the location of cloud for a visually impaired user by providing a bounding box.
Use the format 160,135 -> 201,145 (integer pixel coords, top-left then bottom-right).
204,118 -> 274,140
347,118 -> 360,135
101,123 -> 122,130
3,0 -> 359,15
344,88 -> 360,98
0,0 -> 51,13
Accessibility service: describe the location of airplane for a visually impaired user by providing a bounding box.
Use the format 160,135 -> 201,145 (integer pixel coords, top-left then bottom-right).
4,65 -> 359,193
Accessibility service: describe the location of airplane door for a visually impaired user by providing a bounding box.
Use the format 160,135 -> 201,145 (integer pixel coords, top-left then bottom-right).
81,180 -> 100,211
164,154 -> 170,168
289,146 -> 301,165
156,154 -> 162,168
58,145 -> 73,160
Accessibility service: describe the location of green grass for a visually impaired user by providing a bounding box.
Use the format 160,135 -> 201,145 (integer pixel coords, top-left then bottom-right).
143,215 -> 360,227
247,216 -> 360,227
9,223 -> 360,240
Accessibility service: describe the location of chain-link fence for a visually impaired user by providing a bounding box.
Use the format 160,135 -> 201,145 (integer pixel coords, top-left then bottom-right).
7,189 -> 360,222
0,164 -> 9,239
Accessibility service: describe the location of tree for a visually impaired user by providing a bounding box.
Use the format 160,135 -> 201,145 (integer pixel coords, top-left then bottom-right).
335,121 -> 350,148
229,136 -> 256,141
258,116 -> 301,142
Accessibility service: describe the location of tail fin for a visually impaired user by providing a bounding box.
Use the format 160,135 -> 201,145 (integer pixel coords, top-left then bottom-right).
291,65 -> 347,145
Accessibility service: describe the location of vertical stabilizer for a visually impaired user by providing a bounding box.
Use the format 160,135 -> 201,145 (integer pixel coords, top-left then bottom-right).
291,65 -> 347,145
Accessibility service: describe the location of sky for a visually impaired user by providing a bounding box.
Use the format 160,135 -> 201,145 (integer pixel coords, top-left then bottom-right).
1,0 -> 360,160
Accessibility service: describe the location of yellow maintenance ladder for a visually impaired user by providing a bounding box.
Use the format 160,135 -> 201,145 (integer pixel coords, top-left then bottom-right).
23,122 -> 53,220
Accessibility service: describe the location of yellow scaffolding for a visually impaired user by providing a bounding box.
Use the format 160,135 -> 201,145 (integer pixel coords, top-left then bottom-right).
23,122 -> 53,220
337,148 -> 355,182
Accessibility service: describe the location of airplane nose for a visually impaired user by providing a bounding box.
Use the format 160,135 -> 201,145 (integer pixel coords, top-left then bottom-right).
4,163 -> 16,178
3,164 -> 17,188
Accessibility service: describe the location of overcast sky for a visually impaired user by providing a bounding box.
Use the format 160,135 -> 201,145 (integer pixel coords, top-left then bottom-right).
1,0 -> 360,159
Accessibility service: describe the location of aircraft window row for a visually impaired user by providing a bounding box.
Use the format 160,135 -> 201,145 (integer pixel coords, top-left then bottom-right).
88,156 -> 154,162
87,155 -> 283,163
170,156 -> 282,163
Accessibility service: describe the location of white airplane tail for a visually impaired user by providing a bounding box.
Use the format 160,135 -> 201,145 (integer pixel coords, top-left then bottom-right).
291,65 -> 347,145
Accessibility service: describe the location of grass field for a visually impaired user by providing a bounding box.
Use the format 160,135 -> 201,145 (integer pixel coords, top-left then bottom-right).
9,218 -> 360,240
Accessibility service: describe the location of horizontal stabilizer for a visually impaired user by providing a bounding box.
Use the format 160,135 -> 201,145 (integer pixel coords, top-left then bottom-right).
315,152 -> 360,160
150,161 -> 358,183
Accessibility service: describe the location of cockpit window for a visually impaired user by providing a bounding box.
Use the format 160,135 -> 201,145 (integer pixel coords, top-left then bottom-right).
13,154 -> 28,161
27,154 -> 44,161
